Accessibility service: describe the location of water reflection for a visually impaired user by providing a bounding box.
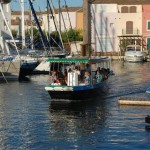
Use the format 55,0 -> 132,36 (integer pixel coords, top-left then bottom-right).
1,61 -> 150,149
48,97 -> 110,142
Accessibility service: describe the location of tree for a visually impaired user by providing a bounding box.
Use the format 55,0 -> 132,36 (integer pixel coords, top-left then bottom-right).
61,28 -> 83,43
12,29 -> 18,38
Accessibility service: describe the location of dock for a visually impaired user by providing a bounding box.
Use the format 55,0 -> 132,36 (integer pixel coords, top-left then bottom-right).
118,97 -> 150,106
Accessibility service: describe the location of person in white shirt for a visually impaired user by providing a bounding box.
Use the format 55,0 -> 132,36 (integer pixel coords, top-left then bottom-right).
74,66 -> 80,75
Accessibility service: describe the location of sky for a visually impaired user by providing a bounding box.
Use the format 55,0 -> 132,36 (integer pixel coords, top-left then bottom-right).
11,0 -> 83,11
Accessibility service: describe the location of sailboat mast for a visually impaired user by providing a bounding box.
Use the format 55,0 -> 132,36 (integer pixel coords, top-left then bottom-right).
47,0 -> 50,37
28,0 -> 49,52
58,0 -> 61,33
21,0 -> 25,49
30,0 -> 34,50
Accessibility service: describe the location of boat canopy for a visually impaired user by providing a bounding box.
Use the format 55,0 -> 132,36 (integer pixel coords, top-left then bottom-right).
46,57 -> 110,63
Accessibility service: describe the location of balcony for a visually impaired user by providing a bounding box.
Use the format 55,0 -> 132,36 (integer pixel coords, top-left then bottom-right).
121,28 -> 141,36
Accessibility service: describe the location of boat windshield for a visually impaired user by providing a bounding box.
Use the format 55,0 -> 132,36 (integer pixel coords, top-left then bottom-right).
127,47 -> 141,51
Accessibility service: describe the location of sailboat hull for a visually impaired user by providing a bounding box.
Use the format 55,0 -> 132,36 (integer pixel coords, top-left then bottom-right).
19,61 -> 38,79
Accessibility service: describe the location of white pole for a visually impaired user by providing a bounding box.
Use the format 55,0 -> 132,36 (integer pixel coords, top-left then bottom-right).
21,0 -> 25,49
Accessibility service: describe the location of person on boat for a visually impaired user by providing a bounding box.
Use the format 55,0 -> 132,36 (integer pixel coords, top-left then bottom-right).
85,63 -> 91,73
73,66 -> 81,82
62,69 -> 68,85
95,70 -> 103,83
84,71 -> 90,85
54,79 -> 61,85
49,71 -> 57,85
68,68 -> 72,72
74,66 -> 80,75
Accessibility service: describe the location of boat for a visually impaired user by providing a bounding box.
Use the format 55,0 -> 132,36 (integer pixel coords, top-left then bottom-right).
0,2 -> 21,82
124,44 -> 147,62
0,55 -> 21,82
16,0 -> 39,79
146,87 -> 150,93
45,57 -> 111,100
13,54 -> 38,79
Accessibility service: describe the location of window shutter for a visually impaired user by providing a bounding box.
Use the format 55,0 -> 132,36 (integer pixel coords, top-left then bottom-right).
148,21 -> 150,30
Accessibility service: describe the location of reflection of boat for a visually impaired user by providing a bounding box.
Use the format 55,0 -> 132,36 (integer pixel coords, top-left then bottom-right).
45,57 -> 111,100
124,45 -> 146,62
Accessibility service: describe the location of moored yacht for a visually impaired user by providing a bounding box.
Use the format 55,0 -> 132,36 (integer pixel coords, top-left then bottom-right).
124,45 -> 147,62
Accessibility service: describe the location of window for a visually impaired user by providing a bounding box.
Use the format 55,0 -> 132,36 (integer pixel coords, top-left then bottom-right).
129,6 -> 136,13
121,6 -> 128,13
147,21 -> 150,30
126,21 -> 133,34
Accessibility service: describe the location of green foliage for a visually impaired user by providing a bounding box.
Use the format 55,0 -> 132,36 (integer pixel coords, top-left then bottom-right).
61,28 -> 83,43
12,30 -> 18,38
11,27 -> 83,49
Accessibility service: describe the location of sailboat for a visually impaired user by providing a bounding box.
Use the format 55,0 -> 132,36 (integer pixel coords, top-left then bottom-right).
28,0 -> 68,74
16,0 -> 39,79
0,1 -> 21,82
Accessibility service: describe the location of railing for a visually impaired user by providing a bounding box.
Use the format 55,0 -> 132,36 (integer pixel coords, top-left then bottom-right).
122,29 -> 141,35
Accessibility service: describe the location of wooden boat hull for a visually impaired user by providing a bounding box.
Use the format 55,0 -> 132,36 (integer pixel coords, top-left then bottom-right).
45,81 -> 107,100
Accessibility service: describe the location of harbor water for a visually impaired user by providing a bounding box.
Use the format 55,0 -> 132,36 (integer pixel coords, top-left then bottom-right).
1,61 -> 150,149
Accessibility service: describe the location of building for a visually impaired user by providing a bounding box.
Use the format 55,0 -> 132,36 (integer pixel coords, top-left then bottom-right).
91,4 -> 118,55
90,0 -> 150,56
11,11 -> 42,33
11,7 -> 83,33
142,5 -> 150,50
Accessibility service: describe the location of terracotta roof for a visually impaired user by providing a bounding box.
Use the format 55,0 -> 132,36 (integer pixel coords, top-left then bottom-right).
43,7 -> 83,14
91,0 -> 150,4
11,7 -> 83,16
11,19 -> 42,26
11,11 -> 42,15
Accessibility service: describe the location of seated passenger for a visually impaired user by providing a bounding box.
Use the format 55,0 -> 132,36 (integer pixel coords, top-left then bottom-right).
84,71 -> 90,85
95,70 -> 103,83
54,79 -> 61,85
85,63 -> 91,73
49,71 -> 57,84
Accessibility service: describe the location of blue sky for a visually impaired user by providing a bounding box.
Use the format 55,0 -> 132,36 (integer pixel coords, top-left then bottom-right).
11,0 -> 83,11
